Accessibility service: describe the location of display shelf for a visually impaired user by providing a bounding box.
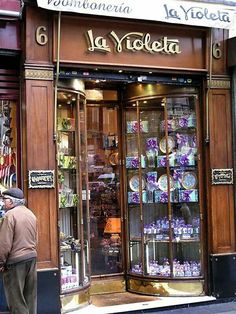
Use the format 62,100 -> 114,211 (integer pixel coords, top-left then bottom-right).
130,237 -> 142,242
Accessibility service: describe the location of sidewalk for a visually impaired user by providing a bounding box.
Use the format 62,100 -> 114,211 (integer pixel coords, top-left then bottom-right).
69,293 -> 226,314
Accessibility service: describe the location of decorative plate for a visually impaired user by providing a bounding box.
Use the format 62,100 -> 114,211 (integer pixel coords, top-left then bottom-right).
158,174 -> 175,191
159,136 -> 175,153
182,172 -> 197,190
108,152 -> 119,166
129,175 -> 146,192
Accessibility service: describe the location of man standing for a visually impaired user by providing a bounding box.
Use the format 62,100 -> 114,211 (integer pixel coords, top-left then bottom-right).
0,188 -> 37,314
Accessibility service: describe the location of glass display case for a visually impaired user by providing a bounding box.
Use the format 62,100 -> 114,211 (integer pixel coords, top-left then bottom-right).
123,93 -> 203,288
57,89 -> 90,293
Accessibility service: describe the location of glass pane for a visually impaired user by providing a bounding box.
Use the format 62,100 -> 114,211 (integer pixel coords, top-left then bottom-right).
125,95 -> 201,280
57,91 -> 82,292
79,97 -> 90,285
145,242 -> 170,276
130,240 -> 142,274
124,106 -> 143,274
88,105 -> 122,275
172,242 -> 201,277
165,96 -> 202,278
138,100 -> 171,277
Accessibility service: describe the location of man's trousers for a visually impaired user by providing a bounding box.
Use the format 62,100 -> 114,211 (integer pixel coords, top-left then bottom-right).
3,258 -> 37,314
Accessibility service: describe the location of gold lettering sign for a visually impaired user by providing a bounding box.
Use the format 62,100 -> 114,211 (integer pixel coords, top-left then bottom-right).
86,29 -> 181,55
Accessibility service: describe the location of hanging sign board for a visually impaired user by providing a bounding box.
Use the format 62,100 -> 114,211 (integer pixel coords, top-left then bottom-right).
37,0 -> 236,29
28,170 -> 55,189
211,168 -> 234,185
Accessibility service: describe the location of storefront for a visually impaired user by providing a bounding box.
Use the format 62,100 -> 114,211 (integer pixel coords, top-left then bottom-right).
19,1 -> 236,313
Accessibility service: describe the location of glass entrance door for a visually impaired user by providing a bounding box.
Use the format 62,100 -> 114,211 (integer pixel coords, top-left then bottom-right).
87,105 -> 123,275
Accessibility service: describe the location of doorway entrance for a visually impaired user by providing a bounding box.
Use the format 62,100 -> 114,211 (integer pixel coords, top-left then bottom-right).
87,102 -> 123,276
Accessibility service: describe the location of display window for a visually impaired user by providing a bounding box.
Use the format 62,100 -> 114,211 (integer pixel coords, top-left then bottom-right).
124,94 -> 203,279
57,90 -> 90,293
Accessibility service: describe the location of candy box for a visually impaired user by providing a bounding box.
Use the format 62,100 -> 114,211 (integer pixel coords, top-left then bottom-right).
176,153 -> 195,166
127,121 -> 138,133
179,189 -> 198,202
126,121 -> 149,133
146,137 -> 158,151
128,191 -> 147,204
157,154 -> 175,167
154,191 -> 175,203
178,114 -> 196,128
160,119 -> 177,132
146,172 -> 158,184
126,155 -> 146,168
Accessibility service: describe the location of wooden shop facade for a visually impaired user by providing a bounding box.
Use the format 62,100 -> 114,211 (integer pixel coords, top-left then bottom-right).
2,0 -> 236,313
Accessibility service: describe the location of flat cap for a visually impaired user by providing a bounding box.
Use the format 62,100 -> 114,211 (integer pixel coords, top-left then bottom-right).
2,188 -> 24,199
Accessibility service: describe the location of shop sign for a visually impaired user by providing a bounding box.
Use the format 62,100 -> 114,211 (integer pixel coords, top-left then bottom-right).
211,168 -> 234,185
28,170 -> 55,189
36,0 -> 236,30
86,30 -> 181,54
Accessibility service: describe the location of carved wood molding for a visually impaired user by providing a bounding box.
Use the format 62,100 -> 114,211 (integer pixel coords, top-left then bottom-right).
207,76 -> 231,89
24,66 -> 54,81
